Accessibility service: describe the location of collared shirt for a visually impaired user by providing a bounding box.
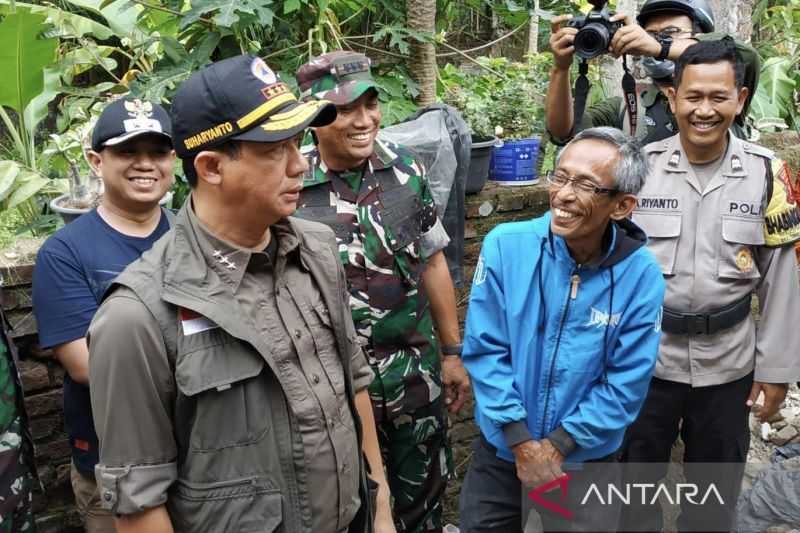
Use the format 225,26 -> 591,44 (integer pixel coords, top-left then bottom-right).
634,134 -> 800,386
187,206 -> 369,533
298,139 -> 450,419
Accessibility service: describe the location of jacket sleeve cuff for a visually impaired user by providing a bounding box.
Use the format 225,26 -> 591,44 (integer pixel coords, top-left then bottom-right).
754,366 -> 800,384
96,462 -> 177,515
502,421 -> 533,448
546,426 -> 577,457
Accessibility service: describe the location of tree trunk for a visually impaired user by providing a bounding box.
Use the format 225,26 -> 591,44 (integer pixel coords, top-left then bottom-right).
526,0 -> 540,56
707,0 -> 753,41
406,0 -> 437,106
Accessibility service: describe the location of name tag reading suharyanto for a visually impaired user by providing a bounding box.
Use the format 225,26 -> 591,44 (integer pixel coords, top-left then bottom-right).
635,197 -> 680,211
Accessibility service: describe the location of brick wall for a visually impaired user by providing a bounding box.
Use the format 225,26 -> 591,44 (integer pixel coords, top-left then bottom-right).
1,259 -> 83,532
0,182 -> 549,531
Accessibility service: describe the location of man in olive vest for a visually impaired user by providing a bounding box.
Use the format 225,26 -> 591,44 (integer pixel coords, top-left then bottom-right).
89,55 -> 391,533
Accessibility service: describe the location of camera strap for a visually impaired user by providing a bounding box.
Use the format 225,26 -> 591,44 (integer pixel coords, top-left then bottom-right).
621,54 -> 638,136
572,59 -> 591,133
572,55 -> 639,137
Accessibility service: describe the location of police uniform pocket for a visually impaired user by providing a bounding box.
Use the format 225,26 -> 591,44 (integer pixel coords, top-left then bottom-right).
171,477 -> 283,532
718,217 -> 764,279
632,212 -> 681,275
175,342 -> 269,452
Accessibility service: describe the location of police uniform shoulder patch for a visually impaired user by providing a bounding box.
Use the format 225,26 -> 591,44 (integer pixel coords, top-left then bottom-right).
643,141 -> 668,154
763,158 -> 800,247
742,141 -> 775,160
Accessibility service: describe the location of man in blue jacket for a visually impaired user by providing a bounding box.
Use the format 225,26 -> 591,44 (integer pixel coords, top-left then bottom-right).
459,127 -> 665,533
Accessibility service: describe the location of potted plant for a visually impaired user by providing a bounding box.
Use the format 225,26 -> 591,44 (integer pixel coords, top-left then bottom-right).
45,123 -> 104,224
442,56 -> 550,190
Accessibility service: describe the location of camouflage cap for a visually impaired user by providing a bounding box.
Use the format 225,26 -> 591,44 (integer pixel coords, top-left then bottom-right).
296,51 -> 380,106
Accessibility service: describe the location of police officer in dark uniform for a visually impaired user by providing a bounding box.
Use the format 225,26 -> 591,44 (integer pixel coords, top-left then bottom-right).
546,0 -> 760,145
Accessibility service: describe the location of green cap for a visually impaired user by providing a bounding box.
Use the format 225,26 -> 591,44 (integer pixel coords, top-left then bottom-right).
296,51 -> 380,105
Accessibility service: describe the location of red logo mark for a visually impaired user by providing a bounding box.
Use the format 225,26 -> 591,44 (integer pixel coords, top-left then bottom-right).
527,473 -> 573,519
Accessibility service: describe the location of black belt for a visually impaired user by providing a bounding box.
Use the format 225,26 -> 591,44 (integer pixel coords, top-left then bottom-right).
662,294 -> 752,336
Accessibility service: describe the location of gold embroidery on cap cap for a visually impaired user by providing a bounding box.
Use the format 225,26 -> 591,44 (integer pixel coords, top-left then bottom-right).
237,93 -> 296,130
260,101 -> 325,132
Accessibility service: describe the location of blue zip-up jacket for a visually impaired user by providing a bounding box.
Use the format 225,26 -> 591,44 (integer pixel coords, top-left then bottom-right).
463,212 -> 665,463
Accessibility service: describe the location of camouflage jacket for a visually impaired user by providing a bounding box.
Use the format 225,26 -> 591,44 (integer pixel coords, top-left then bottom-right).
1,294 -> 37,532
296,139 -> 450,420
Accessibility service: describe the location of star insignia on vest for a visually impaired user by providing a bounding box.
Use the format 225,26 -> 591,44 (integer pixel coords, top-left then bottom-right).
668,151 -> 681,168
764,159 -> 800,246
735,248 -> 754,273
731,155 -> 743,172
212,250 -> 237,270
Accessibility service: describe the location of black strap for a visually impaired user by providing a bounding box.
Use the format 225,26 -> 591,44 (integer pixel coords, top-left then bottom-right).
572,59 -> 591,133
662,294 -> 752,336
621,55 -> 638,136
573,56 -> 638,137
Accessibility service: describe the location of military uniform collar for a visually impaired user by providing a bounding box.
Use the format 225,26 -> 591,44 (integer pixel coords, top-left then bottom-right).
302,138 -> 401,189
185,198 -> 301,292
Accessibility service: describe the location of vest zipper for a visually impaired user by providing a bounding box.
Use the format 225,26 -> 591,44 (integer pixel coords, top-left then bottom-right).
540,270 -> 579,437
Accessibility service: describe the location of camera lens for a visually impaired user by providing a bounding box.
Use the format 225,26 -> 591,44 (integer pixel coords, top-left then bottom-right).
574,23 -> 611,59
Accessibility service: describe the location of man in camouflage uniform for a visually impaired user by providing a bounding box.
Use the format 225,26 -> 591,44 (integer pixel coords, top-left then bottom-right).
294,51 -> 471,533
0,294 -> 36,532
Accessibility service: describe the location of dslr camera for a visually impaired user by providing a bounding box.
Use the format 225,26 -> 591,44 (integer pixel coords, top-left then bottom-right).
567,0 -> 624,59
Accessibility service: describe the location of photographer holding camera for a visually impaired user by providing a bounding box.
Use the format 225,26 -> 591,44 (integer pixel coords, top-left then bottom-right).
545,0 -> 760,146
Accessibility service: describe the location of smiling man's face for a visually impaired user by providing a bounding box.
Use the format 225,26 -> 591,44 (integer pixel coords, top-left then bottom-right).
549,139 -> 628,259
313,90 -> 381,172
668,60 -> 747,163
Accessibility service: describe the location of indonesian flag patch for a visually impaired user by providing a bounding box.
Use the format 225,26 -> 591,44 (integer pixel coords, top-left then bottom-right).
180,308 -> 218,335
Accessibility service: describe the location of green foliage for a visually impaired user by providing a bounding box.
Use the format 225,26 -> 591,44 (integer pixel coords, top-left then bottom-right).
440,55 -> 552,139
750,57 -> 798,132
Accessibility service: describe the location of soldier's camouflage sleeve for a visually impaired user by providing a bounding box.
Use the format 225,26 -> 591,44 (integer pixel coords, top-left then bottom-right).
0,334 -> 36,533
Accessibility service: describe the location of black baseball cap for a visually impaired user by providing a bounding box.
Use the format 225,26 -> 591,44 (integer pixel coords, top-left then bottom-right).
91,97 -> 172,152
171,54 -> 337,161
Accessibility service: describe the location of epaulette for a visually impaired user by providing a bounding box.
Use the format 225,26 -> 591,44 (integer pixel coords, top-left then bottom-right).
741,141 -> 775,160
764,158 -> 800,247
643,140 -> 670,154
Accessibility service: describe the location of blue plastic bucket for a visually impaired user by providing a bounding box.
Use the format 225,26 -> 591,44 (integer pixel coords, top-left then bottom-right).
489,137 -> 540,186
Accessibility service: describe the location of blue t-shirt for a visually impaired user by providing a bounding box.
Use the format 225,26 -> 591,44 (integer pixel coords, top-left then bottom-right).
32,208 -> 170,478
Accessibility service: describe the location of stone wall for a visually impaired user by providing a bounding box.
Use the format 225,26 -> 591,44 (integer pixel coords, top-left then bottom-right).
0,181 -> 550,531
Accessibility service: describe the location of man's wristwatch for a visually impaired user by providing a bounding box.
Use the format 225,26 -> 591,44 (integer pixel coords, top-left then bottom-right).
656,36 -> 673,61
441,343 -> 463,357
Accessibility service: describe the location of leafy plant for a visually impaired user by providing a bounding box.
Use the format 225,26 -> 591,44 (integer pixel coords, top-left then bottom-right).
749,56 -> 798,132
0,8 -> 60,230
440,55 -> 552,139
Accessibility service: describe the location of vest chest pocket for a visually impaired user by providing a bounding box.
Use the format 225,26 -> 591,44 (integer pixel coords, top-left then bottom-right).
175,339 -> 270,452
378,186 -> 423,252
718,217 -> 764,279
632,211 -> 682,276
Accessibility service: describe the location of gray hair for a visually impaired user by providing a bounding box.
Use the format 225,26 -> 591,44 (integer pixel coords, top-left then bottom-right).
556,127 -> 649,194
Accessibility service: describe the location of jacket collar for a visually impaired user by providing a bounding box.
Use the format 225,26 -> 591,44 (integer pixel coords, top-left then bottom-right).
301,137 -> 401,189
662,132 -> 747,179
183,201 -> 302,293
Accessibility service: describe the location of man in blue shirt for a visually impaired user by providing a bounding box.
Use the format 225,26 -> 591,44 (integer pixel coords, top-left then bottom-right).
32,97 -> 174,533
458,127 -> 665,533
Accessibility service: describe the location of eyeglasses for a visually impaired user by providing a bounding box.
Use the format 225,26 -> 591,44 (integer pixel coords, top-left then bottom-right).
646,27 -> 694,40
545,172 -> 619,196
